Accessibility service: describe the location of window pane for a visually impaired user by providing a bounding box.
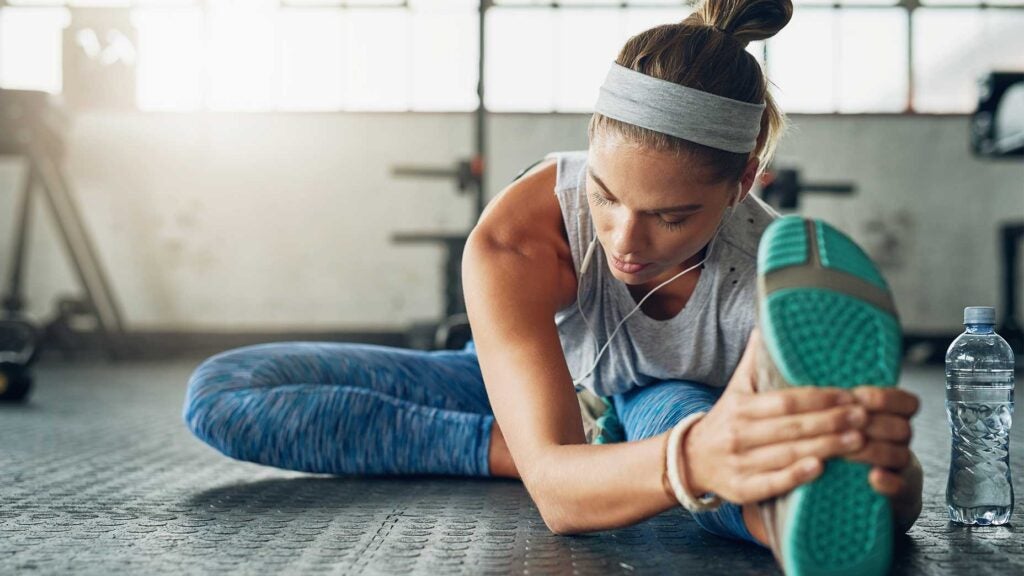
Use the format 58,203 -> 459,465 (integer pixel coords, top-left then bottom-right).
132,7 -> 203,110
913,8 -> 1024,113
346,9 -> 410,110
278,8 -> 345,110
0,7 -> 70,93
767,7 -> 836,112
69,1 -> 131,6
208,7 -> 277,111
347,0 -> 403,6
409,0 -> 477,6
837,8 -> 907,112
485,7 -> 555,111
556,8 -> 624,112
209,0 -> 278,7
412,7 -> 479,111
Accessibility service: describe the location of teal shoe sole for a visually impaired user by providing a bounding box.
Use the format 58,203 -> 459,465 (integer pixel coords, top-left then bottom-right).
757,215 -> 902,576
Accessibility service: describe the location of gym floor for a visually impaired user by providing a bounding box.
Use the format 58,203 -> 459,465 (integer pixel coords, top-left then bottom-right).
1,359 -> 1020,575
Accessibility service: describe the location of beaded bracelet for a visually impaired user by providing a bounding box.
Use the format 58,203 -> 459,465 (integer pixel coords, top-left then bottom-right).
665,411 -> 723,513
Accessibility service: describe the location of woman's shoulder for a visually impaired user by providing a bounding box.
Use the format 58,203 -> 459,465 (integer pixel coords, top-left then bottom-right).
477,158 -> 559,238
469,156 -> 578,309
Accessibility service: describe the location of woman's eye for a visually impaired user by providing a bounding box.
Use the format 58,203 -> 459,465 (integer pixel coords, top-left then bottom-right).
589,191 -> 612,206
658,216 -> 688,230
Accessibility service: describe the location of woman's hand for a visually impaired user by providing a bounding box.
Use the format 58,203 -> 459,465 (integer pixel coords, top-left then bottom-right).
844,386 -> 920,497
681,328 -> 872,505
844,386 -> 924,533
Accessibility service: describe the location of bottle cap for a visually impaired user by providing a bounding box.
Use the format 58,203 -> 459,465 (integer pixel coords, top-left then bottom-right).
964,306 -> 996,325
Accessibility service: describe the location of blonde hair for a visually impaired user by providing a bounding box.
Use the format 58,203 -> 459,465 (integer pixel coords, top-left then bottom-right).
588,0 -> 793,185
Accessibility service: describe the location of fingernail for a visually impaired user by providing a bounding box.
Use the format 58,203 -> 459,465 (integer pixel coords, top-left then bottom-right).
842,431 -> 861,446
802,459 -> 819,473
847,408 -> 866,426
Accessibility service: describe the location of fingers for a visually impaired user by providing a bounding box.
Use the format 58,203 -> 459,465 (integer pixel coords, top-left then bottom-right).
844,440 -> 911,470
735,404 -> 868,451
732,457 -> 824,503
737,387 -> 856,419
852,387 -> 920,417
738,428 -> 865,474
732,459 -> 908,503
863,413 -> 913,443
869,466 -> 906,497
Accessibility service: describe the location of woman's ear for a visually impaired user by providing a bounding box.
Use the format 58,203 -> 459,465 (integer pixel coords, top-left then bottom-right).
738,156 -> 760,203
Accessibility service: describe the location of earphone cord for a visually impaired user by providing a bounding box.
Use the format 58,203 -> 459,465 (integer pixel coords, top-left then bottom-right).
572,208 -> 734,388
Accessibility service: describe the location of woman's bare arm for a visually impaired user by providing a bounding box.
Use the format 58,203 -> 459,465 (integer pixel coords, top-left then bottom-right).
462,162 -> 680,535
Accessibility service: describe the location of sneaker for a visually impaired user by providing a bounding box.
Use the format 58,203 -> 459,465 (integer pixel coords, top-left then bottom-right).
576,386 -> 625,445
753,215 -> 902,576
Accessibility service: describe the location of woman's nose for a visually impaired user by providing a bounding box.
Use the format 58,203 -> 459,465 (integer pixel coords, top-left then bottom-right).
610,213 -> 645,256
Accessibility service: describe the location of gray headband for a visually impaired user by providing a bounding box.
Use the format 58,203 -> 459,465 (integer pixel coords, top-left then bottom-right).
594,62 -> 766,154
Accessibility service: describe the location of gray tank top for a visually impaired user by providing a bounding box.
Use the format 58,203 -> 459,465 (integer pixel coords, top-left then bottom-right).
546,150 -> 780,398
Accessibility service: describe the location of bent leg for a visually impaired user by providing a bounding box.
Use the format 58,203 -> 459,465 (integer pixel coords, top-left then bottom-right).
613,381 -> 766,547
182,341 -> 496,477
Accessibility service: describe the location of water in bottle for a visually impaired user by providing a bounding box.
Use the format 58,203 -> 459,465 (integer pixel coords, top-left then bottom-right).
945,306 -> 1015,525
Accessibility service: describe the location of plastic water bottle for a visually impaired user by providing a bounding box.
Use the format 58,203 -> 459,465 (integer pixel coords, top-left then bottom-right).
945,306 -> 1015,525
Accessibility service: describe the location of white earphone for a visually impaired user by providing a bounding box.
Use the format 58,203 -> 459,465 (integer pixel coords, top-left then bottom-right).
571,193 -> 741,388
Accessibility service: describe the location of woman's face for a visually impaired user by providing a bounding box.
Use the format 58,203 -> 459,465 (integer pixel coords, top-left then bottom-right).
586,137 -> 742,288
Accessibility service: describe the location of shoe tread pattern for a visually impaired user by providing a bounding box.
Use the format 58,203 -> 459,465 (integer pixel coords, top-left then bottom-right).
758,216 -> 900,576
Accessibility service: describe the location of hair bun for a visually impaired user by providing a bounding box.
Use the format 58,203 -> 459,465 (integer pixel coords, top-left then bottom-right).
696,0 -> 793,46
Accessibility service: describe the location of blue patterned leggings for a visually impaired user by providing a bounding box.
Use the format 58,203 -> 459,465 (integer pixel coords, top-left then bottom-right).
182,340 -> 762,547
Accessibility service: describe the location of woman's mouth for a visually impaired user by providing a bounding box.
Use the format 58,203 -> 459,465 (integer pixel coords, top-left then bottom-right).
611,255 -> 651,274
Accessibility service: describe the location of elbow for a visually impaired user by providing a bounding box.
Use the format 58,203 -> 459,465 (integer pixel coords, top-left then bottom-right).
534,487 -> 586,536
539,508 -> 578,536
525,448 -> 607,537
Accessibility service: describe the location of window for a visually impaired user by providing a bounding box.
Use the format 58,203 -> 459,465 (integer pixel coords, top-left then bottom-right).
485,3 -> 763,113
767,7 -> 908,113
1,0 -> 1022,113
0,7 -> 70,93
913,8 -> 1024,112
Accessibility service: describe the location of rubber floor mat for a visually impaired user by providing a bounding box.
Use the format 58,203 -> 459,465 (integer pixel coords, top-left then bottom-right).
0,360 -> 1020,575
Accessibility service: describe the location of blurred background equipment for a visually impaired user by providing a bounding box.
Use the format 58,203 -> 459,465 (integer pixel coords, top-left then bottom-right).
0,89 -> 126,388
390,6 -> 487,351
1000,220 -> 1024,365
390,157 -> 483,351
759,166 -> 855,210
971,71 -> 1024,158
972,71 -> 1024,364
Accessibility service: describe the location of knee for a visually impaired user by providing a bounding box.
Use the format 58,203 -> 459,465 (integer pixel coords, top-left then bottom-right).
618,380 -> 722,440
182,350 -> 256,450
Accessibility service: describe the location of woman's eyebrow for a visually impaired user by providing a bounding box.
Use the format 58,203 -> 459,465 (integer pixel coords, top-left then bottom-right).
587,165 -> 705,213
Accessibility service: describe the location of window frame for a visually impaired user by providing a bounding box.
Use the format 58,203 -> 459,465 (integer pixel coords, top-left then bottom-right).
0,0 -> 1021,115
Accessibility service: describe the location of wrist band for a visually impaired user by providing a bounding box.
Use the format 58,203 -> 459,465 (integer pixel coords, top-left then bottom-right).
666,411 -> 723,512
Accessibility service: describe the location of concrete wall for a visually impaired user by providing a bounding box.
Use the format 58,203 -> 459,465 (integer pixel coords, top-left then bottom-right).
0,111 -> 1020,334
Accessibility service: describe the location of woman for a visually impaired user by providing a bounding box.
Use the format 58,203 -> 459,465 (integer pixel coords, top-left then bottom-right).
183,0 -> 923,573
